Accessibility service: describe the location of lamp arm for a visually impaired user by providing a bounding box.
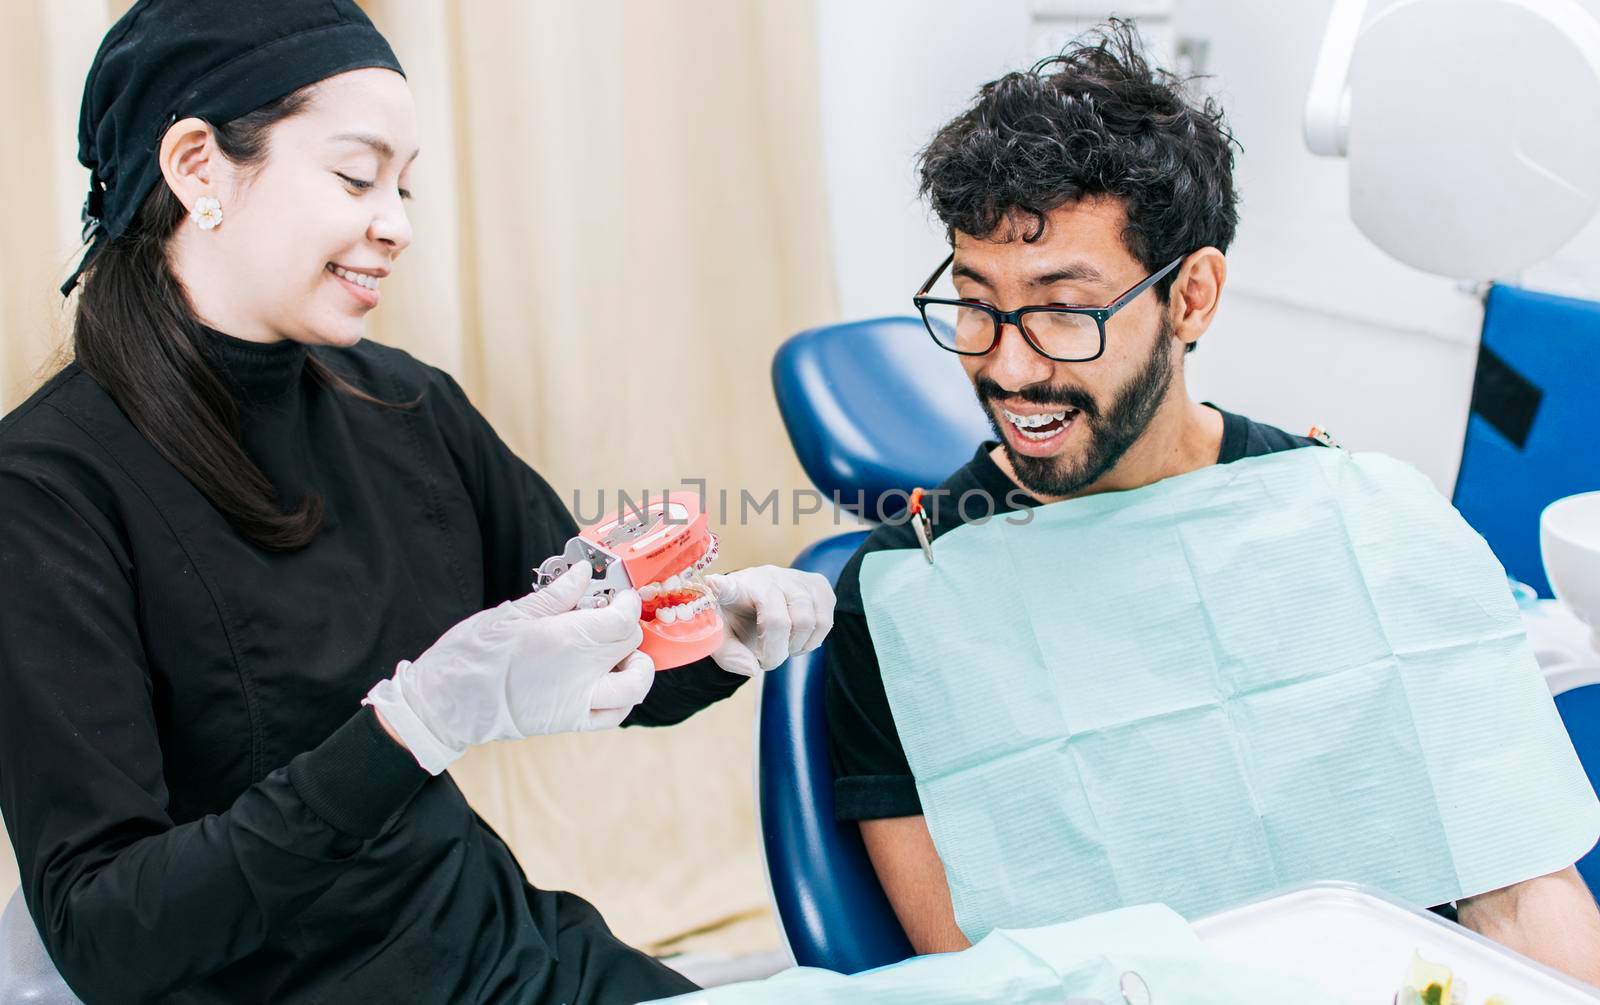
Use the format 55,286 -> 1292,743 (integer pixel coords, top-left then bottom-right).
1304,0 -> 1369,157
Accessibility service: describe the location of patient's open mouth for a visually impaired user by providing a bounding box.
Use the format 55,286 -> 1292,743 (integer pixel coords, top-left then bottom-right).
1001,405 -> 1080,452
638,535 -> 719,626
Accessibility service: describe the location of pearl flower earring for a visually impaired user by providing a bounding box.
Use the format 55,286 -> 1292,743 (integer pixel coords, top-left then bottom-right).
190,196 -> 223,231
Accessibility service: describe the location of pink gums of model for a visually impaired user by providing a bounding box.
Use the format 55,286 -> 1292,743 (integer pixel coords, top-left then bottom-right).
579,492 -> 725,671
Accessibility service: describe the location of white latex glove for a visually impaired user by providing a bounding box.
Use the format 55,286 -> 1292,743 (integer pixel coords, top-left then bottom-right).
364,561 -> 655,774
703,565 -> 835,677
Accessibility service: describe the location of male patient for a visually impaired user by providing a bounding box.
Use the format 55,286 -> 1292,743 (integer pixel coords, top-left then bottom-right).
825,23 -> 1600,984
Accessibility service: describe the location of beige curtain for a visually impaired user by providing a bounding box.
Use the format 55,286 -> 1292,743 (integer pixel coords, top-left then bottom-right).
0,0 -> 842,957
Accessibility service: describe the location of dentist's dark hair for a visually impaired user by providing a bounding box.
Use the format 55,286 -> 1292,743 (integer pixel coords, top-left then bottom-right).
918,19 -> 1239,348
70,86 -> 396,551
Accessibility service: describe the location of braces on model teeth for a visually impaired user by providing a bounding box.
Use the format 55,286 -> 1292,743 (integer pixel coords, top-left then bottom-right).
637,534 -> 720,625
529,492 -> 726,670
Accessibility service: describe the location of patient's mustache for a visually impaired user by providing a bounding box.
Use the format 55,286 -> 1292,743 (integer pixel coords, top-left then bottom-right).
974,376 -> 1100,420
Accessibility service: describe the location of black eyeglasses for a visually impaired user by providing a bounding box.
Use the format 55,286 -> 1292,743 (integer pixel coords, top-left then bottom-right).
912,253 -> 1186,362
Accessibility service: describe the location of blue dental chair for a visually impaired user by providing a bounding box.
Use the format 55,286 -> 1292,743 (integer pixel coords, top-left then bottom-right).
1452,284 -> 1600,598
759,317 -> 990,972
1451,283 -> 1600,896
1556,676 -> 1600,898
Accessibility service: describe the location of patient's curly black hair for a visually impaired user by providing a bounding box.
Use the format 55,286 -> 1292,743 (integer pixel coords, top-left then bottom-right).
918,19 -> 1240,308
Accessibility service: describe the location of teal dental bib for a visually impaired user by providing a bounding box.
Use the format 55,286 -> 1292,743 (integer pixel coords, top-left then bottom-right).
860,447 -> 1599,941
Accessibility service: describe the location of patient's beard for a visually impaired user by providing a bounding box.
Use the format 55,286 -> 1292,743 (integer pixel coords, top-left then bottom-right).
980,316 -> 1176,499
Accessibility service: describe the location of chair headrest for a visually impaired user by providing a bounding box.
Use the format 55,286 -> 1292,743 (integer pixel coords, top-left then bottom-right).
772,317 -> 992,521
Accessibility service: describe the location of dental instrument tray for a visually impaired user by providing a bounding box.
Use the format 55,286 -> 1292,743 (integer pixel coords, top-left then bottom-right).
532,491 -> 725,671
1193,881 -> 1599,1002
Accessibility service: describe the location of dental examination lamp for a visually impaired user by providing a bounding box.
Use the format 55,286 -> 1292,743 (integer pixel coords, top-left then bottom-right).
1305,0 -> 1600,280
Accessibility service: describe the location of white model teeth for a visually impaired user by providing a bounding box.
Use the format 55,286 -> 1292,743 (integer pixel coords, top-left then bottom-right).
645,538 -> 719,593
655,599 -> 711,625
691,536 -> 719,571
330,265 -> 379,290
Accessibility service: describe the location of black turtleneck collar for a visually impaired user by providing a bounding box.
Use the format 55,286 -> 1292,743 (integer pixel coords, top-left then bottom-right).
200,326 -> 307,404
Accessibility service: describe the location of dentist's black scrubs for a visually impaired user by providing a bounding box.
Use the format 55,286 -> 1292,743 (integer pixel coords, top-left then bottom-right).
0,330 -> 745,1004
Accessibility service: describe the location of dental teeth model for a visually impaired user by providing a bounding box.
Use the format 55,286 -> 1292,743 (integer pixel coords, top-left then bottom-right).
531,491 -> 725,670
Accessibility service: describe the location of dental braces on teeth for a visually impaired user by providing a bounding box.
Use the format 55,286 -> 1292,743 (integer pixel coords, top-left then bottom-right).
638,533 -> 720,625
530,492 -> 726,670
1002,406 -> 1077,441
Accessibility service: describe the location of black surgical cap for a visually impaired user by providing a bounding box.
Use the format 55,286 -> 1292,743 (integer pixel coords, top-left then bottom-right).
64,0 -> 404,295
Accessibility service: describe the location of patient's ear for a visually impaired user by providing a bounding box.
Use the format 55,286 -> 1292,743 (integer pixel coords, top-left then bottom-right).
1170,247 -> 1226,351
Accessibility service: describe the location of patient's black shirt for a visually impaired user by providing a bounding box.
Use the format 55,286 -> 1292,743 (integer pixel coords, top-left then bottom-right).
826,406 -> 1317,822
0,331 -> 744,1003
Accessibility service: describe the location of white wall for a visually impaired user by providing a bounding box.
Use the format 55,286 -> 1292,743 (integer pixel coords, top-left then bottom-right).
814,0 -> 1034,324
812,0 -> 1600,493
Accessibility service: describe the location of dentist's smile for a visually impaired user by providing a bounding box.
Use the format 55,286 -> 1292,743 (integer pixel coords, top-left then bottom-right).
325,262 -> 384,307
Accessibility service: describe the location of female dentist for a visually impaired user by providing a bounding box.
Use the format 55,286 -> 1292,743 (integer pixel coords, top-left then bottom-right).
0,2 -> 831,1002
